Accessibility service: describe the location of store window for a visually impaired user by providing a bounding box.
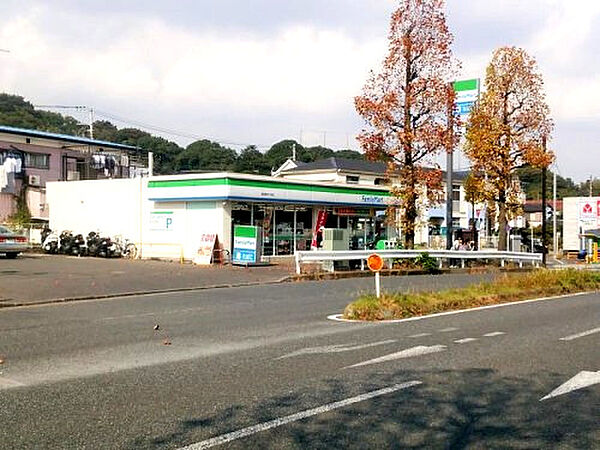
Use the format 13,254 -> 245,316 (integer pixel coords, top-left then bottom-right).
346,175 -> 360,184
24,152 -> 50,170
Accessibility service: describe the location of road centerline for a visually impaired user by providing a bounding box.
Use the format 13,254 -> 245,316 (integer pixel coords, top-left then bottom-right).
178,381 -> 422,450
559,327 -> 600,342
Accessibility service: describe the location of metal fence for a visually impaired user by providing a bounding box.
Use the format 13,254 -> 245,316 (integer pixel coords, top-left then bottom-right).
294,249 -> 543,274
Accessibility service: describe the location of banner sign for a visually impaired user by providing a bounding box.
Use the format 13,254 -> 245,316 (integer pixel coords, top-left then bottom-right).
233,225 -> 259,264
311,210 -> 328,249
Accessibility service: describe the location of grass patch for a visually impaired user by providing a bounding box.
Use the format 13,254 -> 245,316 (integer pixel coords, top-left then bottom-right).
343,269 -> 600,321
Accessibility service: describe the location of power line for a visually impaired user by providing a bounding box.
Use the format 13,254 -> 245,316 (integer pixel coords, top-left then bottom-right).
93,109 -> 271,150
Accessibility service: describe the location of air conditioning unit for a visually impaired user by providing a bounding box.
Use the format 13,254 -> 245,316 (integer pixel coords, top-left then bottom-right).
28,174 -> 41,187
67,171 -> 81,181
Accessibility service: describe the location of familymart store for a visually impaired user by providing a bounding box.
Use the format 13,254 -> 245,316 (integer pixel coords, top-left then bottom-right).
147,173 -> 393,261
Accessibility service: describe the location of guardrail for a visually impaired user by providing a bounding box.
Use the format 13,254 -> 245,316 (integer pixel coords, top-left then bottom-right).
294,249 -> 543,274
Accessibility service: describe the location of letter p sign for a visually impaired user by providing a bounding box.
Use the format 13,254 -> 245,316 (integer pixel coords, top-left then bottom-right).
166,217 -> 173,229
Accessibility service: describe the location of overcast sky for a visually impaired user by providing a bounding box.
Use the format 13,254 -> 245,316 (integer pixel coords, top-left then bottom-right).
1,0 -> 598,180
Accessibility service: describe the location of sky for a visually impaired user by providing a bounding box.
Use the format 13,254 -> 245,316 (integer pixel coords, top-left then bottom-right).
0,0 -> 598,181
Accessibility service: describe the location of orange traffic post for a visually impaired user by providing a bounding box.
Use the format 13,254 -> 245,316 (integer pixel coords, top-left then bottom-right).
367,253 -> 384,299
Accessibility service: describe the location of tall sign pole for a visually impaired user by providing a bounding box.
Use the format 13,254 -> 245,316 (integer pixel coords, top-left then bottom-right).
541,136 -> 547,266
446,84 -> 454,250
450,79 -> 479,250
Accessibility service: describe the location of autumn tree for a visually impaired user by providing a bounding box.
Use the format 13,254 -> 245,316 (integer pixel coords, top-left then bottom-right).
355,0 -> 458,249
464,47 -> 553,251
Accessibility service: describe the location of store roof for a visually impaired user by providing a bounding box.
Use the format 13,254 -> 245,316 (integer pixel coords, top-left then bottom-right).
0,125 -> 138,151
283,156 -> 471,180
284,157 -> 387,175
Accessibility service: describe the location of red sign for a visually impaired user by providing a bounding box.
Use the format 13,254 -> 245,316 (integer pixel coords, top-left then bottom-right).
367,253 -> 384,272
311,210 -> 328,249
583,203 -> 593,214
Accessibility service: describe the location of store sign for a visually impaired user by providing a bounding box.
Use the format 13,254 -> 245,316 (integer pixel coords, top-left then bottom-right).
579,201 -> 596,221
334,207 -> 373,217
194,233 -> 218,265
361,195 -> 385,204
149,211 -> 174,231
233,225 -> 259,264
453,79 -> 479,117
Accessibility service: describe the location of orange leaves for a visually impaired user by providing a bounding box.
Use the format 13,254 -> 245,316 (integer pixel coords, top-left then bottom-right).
464,46 -> 553,249
355,0 -> 457,248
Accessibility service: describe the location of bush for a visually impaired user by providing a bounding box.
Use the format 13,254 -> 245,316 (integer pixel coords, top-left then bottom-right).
415,252 -> 439,273
343,269 -> 600,321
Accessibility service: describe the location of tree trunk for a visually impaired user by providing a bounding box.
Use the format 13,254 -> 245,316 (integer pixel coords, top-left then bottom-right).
404,189 -> 417,249
498,199 -> 508,251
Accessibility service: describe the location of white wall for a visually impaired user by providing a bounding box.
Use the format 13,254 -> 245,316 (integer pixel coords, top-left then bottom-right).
47,178 -> 230,261
561,197 -> 600,251
47,178 -> 144,241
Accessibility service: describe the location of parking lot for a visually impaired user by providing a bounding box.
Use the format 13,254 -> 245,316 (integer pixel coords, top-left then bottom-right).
0,253 -> 292,306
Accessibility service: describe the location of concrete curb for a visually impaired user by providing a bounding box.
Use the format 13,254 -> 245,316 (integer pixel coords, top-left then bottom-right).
0,276 -> 293,309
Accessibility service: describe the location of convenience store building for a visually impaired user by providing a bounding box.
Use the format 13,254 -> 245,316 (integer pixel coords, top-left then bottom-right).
47,172 -> 393,261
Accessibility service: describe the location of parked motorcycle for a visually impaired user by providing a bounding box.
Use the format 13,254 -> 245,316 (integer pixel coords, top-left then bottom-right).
71,233 -> 87,256
42,231 -> 59,254
86,232 -> 102,257
59,231 -> 75,255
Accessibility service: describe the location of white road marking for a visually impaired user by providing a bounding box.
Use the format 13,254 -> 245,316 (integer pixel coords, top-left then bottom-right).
454,338 -> 478,344
559,327 -> 600,341
0,377 -> 25,389
327,291 -> 592,324
483,332 -> 505,337
408,333 -> 431,338
345,345 -> 446,369
178,381 -> 422,449
99,312 -> 156,321
277,339 -> 397,359
439,327 -> 459,333
540,370 -> 600,401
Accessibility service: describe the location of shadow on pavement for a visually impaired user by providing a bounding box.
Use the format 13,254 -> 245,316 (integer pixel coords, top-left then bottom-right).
129,368 -> 599,449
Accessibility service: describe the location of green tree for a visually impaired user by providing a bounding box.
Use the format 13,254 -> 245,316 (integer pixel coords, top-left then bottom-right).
90,120 -> 119,141
304,145 -> 334,162
265,140 -> 305,170
334,150 -> 364,160
234,145 -> 270,175
173,139 -> 237,172
0,93 -> 83,135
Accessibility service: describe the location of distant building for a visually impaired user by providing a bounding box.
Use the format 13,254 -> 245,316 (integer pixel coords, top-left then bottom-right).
0,125 -> 143,222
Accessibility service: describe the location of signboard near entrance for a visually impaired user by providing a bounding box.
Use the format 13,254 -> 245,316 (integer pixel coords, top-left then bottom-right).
194,233 -> 218,265
233,225 -> 262,265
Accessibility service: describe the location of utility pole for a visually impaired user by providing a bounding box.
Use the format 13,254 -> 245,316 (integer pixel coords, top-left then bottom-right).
589,175 -> 593,197
88,108 -> 95,139
541,136 -> 547,267
292,143 -> 296,162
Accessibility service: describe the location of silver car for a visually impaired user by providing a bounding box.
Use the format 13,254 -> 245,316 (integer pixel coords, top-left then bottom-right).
0,225 -> 28,258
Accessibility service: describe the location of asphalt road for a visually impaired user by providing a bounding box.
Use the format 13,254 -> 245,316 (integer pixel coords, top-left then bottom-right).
0,273 -> 598,449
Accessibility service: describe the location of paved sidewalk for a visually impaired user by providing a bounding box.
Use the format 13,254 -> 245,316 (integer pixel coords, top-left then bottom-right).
0,254 -> 292,306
